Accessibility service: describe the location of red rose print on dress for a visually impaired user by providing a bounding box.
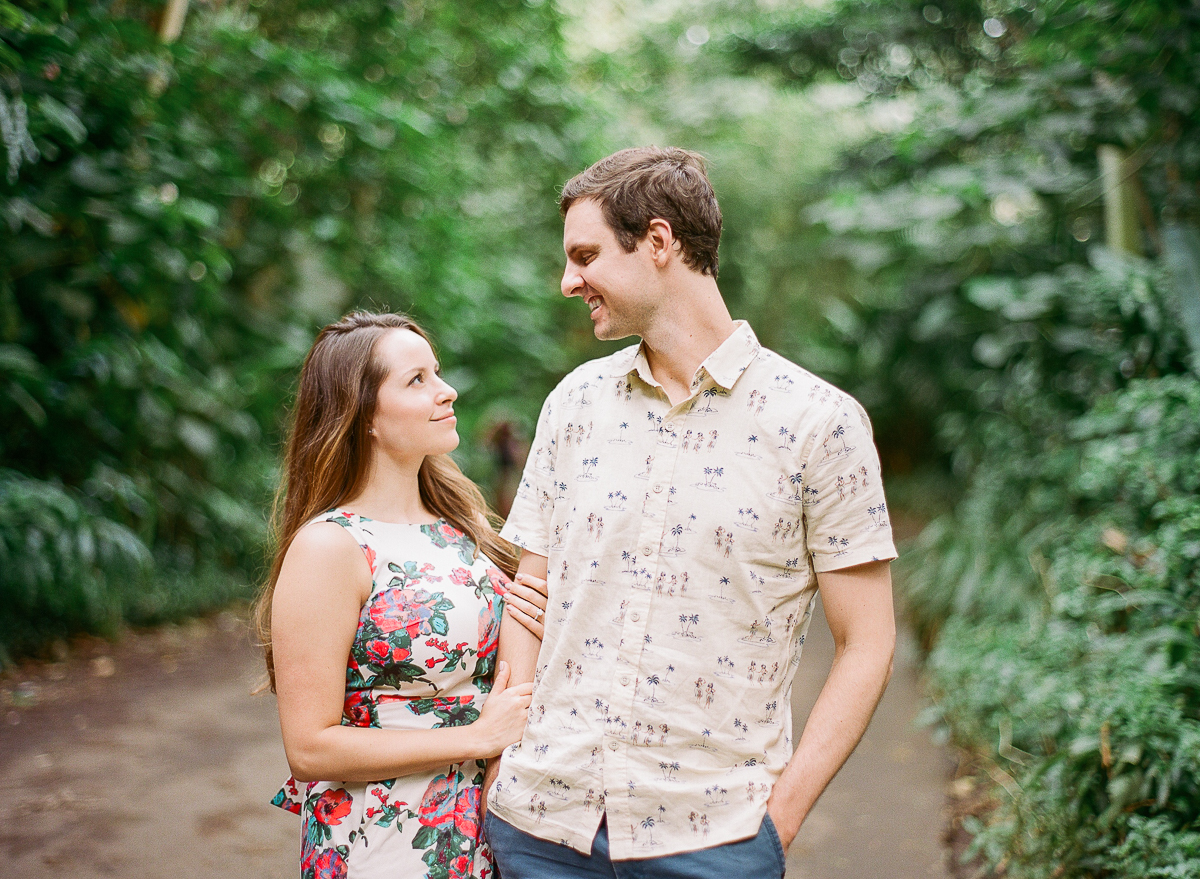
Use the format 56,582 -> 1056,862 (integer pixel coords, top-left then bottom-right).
478,602 -> 500,661
342,690 -> 377,728
313,788 -> 353,826
449,853 -> 473,879
486,566 -> 510,596
311,848 -> 348,879
367,587 -> 437,637
360,543 -> 377,575
418,772 -> 458,828
454,783 -> 481,837
276,509 -> 501,878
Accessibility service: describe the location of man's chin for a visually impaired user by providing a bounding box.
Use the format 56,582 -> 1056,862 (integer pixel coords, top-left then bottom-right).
593,322 -> 638,343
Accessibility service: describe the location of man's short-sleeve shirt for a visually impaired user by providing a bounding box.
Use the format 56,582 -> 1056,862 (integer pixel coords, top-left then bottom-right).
494,321 -> 897,859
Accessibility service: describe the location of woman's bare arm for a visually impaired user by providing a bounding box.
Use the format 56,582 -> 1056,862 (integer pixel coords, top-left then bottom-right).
272,522 -> 533,783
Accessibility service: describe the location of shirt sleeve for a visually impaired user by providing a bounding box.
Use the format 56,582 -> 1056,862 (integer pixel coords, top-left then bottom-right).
499,389 -> 559,557
800,398 -> 898,572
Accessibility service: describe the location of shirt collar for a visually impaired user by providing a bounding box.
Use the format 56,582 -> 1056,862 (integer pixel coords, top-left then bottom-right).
696,320 -> 761,390
607,321 -> 761,392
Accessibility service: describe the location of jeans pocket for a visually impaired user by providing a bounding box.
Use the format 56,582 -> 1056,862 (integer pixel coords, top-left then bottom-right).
761,813 -> 787,876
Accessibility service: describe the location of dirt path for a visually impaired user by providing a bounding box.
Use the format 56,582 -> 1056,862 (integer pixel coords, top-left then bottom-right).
0,606 -> 951,877
0,614 -> 297,877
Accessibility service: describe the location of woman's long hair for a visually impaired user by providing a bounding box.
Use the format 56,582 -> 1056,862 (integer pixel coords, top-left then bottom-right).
252,311 -> 519,691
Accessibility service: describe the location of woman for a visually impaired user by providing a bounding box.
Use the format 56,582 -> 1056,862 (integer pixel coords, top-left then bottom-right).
254,311 -> 549,878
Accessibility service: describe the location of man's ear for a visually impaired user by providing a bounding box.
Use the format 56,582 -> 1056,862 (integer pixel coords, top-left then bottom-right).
644,218 -> 678,267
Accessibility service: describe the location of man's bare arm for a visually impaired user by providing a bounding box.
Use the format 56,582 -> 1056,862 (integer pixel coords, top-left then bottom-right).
766,560 -> 896,849
483,550 -> 548,812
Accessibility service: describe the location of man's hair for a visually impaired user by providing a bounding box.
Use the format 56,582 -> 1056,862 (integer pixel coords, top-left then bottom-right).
559,146 -> 722,277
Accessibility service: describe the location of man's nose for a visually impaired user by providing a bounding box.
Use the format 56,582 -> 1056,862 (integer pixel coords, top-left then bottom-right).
561,264 -> 583,298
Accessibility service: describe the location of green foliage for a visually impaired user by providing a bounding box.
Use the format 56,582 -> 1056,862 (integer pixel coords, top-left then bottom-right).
899,252 -> 1190,642
727,0 -> 1200,452
725,0 -> 1200,875
552,0 -> 872,373
0,0 -> 589,658
0,467 -> 147,660
927,374 -> 1200,876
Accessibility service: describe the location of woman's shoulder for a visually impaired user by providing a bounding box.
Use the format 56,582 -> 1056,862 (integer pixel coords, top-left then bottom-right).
287,516 -> 365,562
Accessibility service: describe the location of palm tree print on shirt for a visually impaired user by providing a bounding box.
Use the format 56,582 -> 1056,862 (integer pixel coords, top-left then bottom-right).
674,613 -> 701,640
735,507 -> 759,530
691,387 -> 721,416
768,472 -> 804,505
666,524 -> 687,555
738,433 -> 761,458
708,575 -> 734,603
821,423 -> 856,459
714,655 -> 737,678
691,728 -> 717,751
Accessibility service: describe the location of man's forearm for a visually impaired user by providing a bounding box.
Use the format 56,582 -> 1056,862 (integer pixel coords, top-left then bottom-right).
767,560 -> 896,848
484,552 -> 550,817
767,641 -> 893,843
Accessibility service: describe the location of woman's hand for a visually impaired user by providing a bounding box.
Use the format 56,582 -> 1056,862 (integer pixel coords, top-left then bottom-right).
476,661 -> 534,757
504,573 -> 549,639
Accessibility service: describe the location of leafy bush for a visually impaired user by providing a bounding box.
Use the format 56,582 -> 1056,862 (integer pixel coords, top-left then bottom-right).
722,1 -> 1200,874
0,0 -> 589,659
926,374 -> 1200,877
898,252 -> 1191,646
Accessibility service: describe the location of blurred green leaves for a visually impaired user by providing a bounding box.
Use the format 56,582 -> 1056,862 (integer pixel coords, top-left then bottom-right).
1,0 -> 590,657
723,0 -> 1200,874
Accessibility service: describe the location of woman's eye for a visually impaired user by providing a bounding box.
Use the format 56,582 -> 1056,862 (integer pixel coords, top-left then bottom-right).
409,374 -> 423,385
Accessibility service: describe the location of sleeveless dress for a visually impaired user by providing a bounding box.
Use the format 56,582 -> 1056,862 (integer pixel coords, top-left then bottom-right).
271,511 -> 509,879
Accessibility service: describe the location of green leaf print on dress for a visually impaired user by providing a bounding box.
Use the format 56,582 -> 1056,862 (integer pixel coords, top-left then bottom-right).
413,768 -> 486,879
422,520 -> 479,567
407,696 -> 482,727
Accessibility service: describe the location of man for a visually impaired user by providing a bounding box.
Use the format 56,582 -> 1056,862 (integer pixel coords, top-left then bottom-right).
485,147 -> 897,878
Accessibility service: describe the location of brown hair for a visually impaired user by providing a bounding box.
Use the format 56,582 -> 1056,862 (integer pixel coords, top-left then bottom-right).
252,311 -> 519,691
559,146 -> 722,277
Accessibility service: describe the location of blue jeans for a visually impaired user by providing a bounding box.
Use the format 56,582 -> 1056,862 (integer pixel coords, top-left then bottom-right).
484,812 -> 787,879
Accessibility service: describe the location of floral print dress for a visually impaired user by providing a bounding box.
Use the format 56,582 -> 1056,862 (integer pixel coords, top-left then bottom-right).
271,511 -> 509,879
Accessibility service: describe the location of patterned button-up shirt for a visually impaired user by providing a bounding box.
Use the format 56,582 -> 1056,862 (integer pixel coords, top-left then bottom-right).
492,321 -> 897,859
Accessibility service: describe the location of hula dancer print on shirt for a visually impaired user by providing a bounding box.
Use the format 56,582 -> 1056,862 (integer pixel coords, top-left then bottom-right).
272,511 -> 508,879
495,321 -> 897,860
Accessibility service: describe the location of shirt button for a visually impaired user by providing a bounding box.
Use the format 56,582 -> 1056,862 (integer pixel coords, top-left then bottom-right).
653,484 -> 663,494
665,422 -> 675,431
641,546 -> 652,556
630,612 -> 641,622
620,675 -> 630,686
608,741 -> 619,751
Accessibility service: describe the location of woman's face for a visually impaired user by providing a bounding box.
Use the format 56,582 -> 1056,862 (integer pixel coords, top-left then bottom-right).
369,329 -> 459,463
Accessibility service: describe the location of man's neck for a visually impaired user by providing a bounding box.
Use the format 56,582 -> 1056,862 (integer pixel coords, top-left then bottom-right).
639,279 -> 736,407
